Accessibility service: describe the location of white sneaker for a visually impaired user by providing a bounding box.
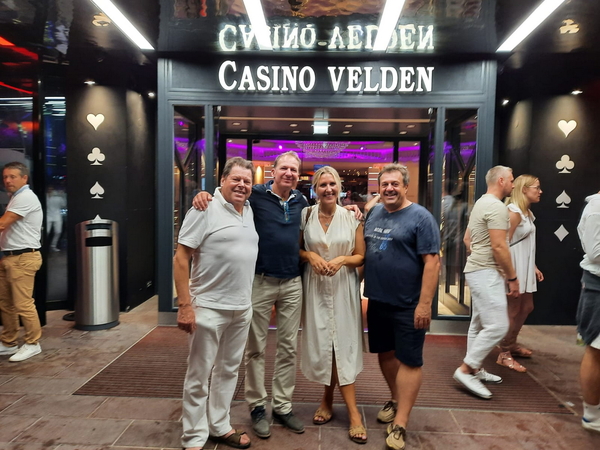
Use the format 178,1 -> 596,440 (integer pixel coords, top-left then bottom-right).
9,343 -> 41,362
475,368 -> 503,384
0,343 -> 18,356
582,416 -> 600,433
453,368 -> 492,399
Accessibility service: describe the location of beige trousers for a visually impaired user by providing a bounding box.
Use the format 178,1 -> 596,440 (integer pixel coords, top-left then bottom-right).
244,275 -> 302,415
0,252 -> 43,346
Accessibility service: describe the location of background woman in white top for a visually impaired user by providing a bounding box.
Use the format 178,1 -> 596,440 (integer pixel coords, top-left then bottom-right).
299,166 -> 367,444
497,174 -> 544,372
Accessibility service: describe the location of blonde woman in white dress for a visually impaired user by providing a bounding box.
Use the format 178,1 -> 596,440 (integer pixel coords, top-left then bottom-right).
497,174 -> 544,372
299,166 -> 367,444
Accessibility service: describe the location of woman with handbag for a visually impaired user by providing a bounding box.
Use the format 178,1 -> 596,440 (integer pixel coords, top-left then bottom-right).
497,174 -> 544,372
299,166 -> 367,444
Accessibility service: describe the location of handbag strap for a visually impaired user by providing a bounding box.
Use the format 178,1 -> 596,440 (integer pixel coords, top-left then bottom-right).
304,205 -> 314,228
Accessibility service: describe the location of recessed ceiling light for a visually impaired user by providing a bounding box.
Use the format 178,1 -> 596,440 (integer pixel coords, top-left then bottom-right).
399,131 -> 407,135
571,89 -> 583,95
227,139 -> 232,143
292,130 -> 300,134
84,80 -> 96,85
232,122 -> 241,126
414,142 -> 419,146
502,99 -> 510,106
147,92 -> 155,98
290,123 -> 298,127
406,124 -> 415,129
240,129 -> 247,132
343,131 -> 350,134
345,124 -> 353,128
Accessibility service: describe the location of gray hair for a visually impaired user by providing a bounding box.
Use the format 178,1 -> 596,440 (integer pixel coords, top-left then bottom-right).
378,163 -> 410,186
485,165 -> 512,186
3,161 -> 29,178
222,157 -> 255,180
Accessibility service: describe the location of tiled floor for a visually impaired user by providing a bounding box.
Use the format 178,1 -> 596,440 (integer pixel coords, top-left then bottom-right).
1,297 -> 599,450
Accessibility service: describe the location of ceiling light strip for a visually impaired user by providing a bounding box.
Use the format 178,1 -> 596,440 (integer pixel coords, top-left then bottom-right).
242,0 -> 273,51
373,0 -> 407,52
89,0 -> 154,50
497,0 -> 566,52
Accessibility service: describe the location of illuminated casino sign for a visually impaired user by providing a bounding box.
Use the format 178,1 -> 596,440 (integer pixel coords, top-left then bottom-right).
218,23 -> 434,52
218,61 -> 434,94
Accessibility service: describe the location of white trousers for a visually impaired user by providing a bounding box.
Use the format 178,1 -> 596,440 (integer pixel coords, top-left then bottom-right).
181,305 -> 252,449
464,269 -> 509,369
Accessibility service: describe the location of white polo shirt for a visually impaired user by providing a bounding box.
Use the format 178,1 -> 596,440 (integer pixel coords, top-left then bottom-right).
1,185 -> 43,251
177,188 -> 259,310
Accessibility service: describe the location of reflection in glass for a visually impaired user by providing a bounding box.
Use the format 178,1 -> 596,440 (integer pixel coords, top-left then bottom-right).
438,110 -> 477,317
44,97 -> 68,305
173,108 -> 205,308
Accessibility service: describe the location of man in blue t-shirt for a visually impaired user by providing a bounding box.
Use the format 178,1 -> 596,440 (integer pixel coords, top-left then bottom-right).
364,164 -> 440,450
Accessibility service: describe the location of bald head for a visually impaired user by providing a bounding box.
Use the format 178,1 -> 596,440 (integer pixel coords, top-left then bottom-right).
485,165 -> 514,198
485,166 -> 512,186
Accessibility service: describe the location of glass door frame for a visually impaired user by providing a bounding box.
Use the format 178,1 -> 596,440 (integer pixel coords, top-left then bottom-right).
157,59 -> 498,321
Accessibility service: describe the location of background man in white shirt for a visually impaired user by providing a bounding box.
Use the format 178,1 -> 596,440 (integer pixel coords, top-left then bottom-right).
0,161 -> 44,362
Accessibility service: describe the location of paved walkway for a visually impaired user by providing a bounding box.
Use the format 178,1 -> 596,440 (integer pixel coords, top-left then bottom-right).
1,298 -> 599,449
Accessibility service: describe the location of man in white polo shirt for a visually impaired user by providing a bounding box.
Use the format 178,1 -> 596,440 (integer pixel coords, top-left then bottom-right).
0,161 -> 43,362
174,157 -> 259,450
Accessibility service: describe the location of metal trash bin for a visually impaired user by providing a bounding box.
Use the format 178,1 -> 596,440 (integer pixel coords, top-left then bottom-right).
75,217 -> 119,330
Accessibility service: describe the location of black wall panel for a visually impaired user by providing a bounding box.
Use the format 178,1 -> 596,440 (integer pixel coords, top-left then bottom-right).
66,85 -> 156,312
500,95 -> 600,325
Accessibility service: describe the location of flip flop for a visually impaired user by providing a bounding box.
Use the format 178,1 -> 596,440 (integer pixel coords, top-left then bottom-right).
349,424 -> 368,444
210,429 -> 250,449
313,407 -> 333,425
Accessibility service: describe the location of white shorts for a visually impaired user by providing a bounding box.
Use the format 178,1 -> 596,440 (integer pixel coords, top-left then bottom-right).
592,333 -> 600,350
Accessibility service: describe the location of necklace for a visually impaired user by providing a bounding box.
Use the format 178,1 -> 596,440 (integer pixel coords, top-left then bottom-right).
318,209 -> 335,226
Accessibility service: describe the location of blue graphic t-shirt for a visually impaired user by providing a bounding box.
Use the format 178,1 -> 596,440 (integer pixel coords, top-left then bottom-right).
364,203 -> 440,307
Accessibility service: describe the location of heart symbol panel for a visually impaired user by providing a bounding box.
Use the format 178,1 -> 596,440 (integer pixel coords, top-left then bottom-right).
557,119 -> 577,138
87,113 -> 105,131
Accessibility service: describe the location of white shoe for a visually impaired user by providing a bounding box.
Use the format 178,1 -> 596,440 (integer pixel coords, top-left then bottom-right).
9,343 -> 41,362
0,343 -> 18,356
453,368 -> 492,399
475,368 -> 503,384
582,416 -> 600,433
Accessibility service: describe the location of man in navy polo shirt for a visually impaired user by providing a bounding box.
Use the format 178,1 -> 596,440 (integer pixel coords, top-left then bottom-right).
363,164 -> 440,450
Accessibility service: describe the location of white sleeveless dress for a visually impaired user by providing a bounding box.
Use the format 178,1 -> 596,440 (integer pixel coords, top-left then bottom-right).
300,205 -> 363,386
508,203 -> 537,293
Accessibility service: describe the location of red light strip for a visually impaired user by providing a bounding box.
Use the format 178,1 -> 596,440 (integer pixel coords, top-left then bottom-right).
0,81 -> 33,95
0,36 -> 15,46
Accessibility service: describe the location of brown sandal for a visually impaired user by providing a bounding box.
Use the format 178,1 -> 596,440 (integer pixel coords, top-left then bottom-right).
210,429 -> 250,449
497,351 -> 527,372
313,407 -> 333,425
349,424 -> 368,444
